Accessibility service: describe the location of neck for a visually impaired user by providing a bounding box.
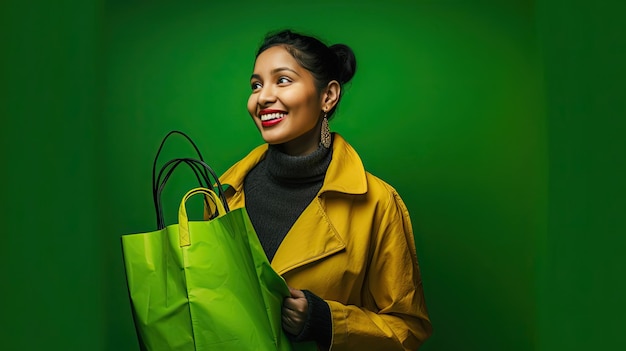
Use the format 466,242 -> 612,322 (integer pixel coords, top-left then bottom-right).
278,121 -> 322,156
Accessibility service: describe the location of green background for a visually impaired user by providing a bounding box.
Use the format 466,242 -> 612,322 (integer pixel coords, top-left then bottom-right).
1,0 -> 624,350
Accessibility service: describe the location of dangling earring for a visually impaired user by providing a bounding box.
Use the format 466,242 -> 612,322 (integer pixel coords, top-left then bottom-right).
321,111 -> 331,148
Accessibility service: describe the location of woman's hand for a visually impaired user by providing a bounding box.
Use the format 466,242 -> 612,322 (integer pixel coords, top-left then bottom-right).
282,287 -> 308,336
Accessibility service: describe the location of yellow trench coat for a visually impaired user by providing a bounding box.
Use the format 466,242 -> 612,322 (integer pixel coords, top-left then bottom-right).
218,134 -> 432,350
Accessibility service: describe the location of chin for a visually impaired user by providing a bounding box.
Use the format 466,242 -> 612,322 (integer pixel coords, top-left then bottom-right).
257,127 -> 289,144
259,132 -> 285,145
263,137 -> 287,146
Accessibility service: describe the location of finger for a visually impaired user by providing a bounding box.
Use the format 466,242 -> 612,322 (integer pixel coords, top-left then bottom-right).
282,304 -> 297,317
282,301 -> 305,320
281,308 -> 304,335
288,286 -> 305,298
284,294 -> 309,312
283,298 -> 303,313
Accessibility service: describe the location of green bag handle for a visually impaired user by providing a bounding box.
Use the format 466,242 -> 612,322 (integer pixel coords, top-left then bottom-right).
178,187 -> 227,247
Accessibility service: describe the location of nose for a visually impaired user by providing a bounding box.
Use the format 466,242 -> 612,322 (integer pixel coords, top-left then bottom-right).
258,85 -> 277,107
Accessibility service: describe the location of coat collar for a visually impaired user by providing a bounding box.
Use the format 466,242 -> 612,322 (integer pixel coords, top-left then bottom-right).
219,133 -> 368,196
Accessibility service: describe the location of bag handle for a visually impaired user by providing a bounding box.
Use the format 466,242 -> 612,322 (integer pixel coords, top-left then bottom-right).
155,157 -> 229,228
152,131 -> 229,229
178,187 -> 227,247
152,131 -> 208,216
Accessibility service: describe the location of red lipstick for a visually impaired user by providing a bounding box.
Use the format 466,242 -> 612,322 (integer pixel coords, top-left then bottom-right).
259,109 -> 287,127
259,109 -> 286,115
261,118 -> 284,127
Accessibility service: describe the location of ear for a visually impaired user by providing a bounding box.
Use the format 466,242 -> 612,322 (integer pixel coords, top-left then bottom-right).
321,80 -> 341,112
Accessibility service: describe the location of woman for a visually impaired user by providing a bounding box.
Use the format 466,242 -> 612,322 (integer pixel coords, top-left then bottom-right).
218,29 -> 432,350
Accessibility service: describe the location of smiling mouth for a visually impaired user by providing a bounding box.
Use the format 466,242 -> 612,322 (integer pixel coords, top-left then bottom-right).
260,112 -> 286,122
260,112 -> 287,127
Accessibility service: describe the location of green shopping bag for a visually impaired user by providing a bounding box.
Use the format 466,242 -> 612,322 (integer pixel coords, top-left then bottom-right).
122,187 -> 294,350
122,131 -> 317,351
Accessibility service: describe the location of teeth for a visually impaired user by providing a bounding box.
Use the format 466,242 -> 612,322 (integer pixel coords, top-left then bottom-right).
260,112 -> 286,121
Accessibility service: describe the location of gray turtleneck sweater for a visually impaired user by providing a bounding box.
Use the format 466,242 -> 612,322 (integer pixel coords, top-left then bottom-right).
243,142 -> 333,349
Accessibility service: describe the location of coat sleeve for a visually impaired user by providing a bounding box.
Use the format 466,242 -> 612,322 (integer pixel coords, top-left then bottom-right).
327,186 -> 432,351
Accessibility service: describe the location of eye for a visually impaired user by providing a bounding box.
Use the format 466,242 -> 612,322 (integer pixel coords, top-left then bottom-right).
251,81 -> 262,91
278,76 -> 292,85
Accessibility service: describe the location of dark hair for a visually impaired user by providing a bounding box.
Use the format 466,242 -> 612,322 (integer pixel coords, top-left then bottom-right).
256,29 -> 357,119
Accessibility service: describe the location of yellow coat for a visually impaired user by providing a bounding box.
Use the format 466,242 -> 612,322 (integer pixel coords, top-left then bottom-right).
218,134 -> 432,350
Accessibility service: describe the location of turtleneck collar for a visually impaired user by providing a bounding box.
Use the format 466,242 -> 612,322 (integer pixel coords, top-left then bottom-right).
264,142 -> 332,185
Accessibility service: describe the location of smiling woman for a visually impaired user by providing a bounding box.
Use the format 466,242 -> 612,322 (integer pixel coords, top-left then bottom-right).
214,29 -> 432,351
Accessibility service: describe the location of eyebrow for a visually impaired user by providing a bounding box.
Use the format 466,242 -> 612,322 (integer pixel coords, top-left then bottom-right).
250,67 -> 300,80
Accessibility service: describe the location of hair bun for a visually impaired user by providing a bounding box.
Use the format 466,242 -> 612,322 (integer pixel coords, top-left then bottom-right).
330,44 -> 357,85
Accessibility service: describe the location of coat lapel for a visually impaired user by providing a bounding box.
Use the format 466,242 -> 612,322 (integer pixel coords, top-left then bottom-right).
271,196 -> 345,276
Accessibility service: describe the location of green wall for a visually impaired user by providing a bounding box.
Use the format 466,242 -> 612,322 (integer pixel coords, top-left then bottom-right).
0,1 -> 105,349
1,1 -> 624,350
536,1 -> 626,349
